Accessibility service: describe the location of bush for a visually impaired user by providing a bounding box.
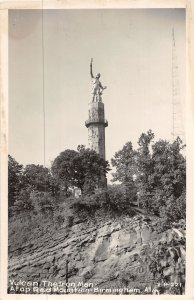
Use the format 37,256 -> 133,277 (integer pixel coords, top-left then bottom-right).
70,185 -> 136,216
70,194 -> 101,213
158,194 -> 186,227
12,188 -> 56,217
13,186 -> 33,212
30,191 -> 55,215
104,185 -> 131,212
54,211 -> 65,227
53,210 -> 74,228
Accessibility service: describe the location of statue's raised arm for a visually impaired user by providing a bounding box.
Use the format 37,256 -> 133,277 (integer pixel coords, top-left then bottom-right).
90,58 -> 107,102
90,58 -> 94,79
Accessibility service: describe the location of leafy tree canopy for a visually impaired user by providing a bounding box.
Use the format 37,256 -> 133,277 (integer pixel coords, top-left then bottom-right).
111,131 -> 186,221
22,164 -> 54,193
52,145 -> 110,194
111,141 -> 136,183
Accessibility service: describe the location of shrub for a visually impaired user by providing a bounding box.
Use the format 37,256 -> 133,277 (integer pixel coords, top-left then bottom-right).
29,191 -> 55,216
70,194 -> 101,213
103,185 -> 130,212
13,186 -> 33,212
53,209 -> 74,228
70,184 -> 136,216
158,192 -> 186,226
54,212 -> 65,227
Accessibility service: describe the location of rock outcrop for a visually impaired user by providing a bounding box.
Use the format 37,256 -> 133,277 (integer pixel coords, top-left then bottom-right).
8,214 -> 185,295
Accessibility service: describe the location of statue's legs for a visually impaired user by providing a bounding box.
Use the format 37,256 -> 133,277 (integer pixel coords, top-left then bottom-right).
96,88 -> 102,102
92,87 -> 98,102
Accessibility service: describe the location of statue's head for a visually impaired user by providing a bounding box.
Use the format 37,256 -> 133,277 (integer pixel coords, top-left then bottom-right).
96,73 -> 101,79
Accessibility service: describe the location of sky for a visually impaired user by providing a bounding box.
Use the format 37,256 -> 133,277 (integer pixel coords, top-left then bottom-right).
8,9 -> 186,180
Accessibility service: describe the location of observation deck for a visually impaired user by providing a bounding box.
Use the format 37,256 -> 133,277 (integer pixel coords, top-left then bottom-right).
85,119 -> 108,128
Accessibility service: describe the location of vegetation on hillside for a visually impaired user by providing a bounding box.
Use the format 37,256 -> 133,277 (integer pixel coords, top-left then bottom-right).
8,131 -> 186,224
111,130 -> 186,224
8,131 -> 186,295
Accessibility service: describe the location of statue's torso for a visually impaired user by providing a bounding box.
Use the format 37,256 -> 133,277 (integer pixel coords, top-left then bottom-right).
91,77 -> 100,89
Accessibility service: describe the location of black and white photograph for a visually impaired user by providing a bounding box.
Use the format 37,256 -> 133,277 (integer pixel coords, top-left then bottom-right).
5,5 -> 188,296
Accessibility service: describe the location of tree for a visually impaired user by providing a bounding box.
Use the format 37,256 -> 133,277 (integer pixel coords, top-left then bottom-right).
8,155 -> 23,207
111,131 -> 155,206
111,142 -> 137,203
111,142 -> 136,183
75,145 -> 110,193
51,149 -> 78,196
52,145 -> 110,195
135,130 -> 155,212
111,131 -> 186,222
136,133 -> 185,219
10,163 -> 59,213
13,185 -> 34,212
150,137 -> 186,220
22,164 -> 55,194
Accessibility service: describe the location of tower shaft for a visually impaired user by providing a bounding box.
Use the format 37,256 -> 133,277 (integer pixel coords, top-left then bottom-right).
85,102 -> 108,160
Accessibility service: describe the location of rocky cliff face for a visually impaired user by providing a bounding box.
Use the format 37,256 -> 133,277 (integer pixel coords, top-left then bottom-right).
8,214 -> 185,295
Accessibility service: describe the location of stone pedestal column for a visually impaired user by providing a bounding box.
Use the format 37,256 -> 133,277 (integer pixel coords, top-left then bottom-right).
85,101 -> 108,187
85,102 -> 108,159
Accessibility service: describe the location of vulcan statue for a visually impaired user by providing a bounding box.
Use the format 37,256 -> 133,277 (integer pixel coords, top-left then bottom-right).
90,58 -> 107,102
